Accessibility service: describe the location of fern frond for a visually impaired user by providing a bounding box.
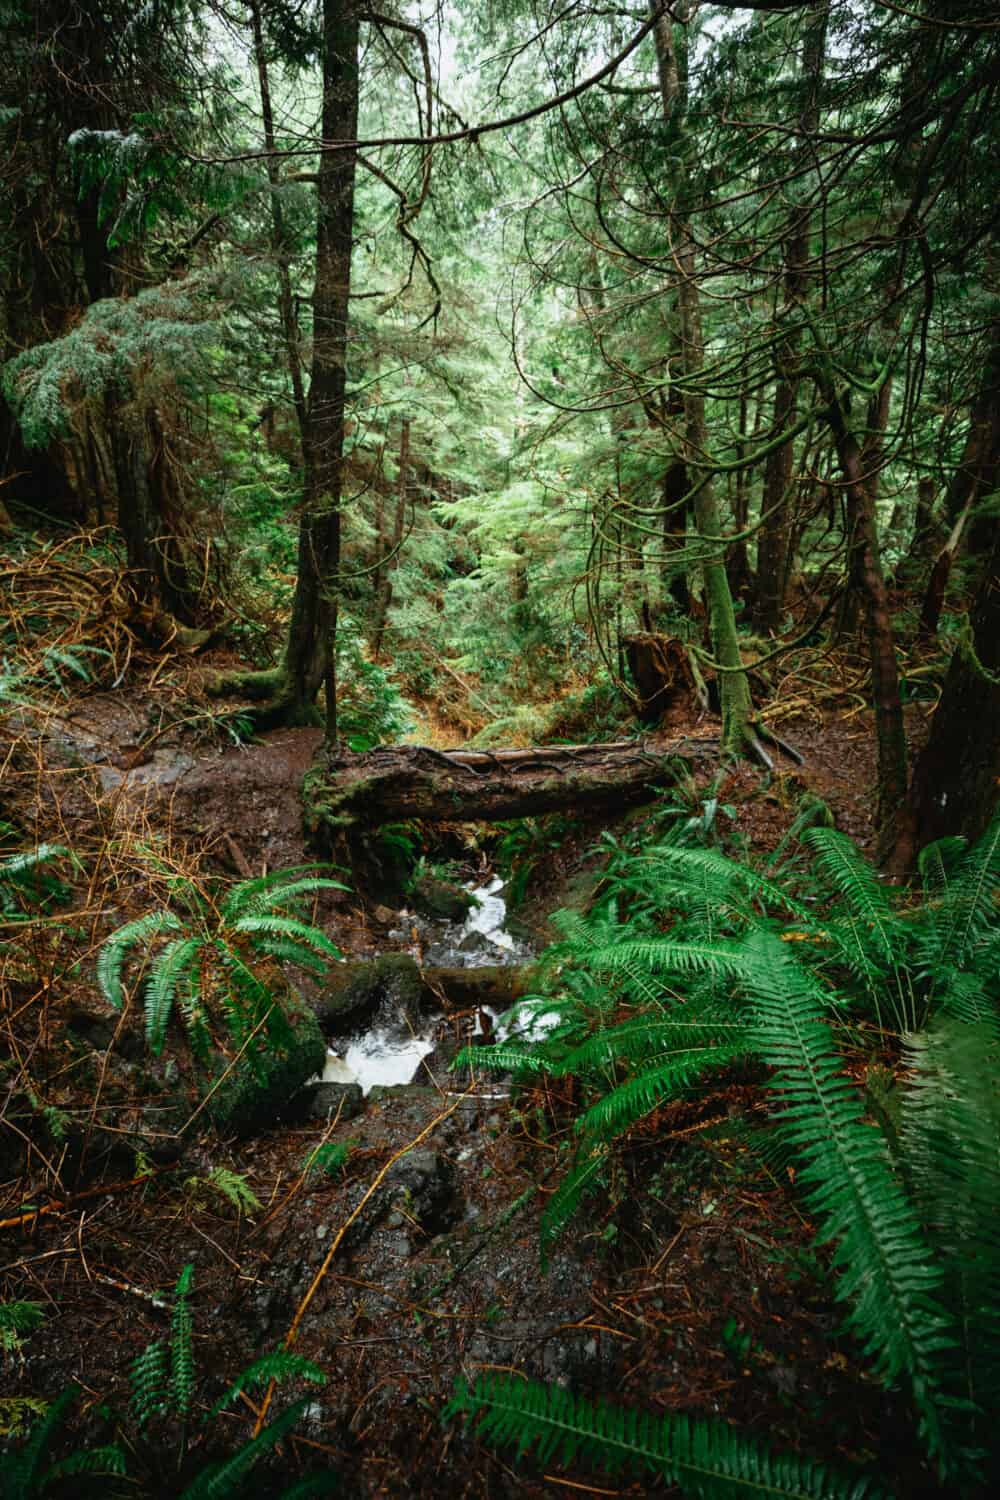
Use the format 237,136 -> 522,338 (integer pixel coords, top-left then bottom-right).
130,1341 -> 168,1427
540,1144 -> 609,1260
204,1167 -> 262,1215
178,1398 -> 310,1500
0,844 -> 69,880
452,1044 -> 557,1076
586,939 -> 746,982
646,843 -> 814,923
234,913 -> 341,961
929,815 -> 1000,969
7,1385 -> 78,1495
45,1444 -> 128,1481
902,1019 -> 1000,1450
171,1264 -> 196,1418
144,936 -> 202,1054
443,1373 -> 888,1499
0,1301 -> 44,1334
745,934 -> 953,1465
205,1352 -> 325,1421
802,828 -> 896,962
578,1043 -> 745,1141
97,909 -> 182,1008
918,835 -> 966,897
252,937 -> 330,975
221,867 -> 347,922
558,1009 -> 743,1077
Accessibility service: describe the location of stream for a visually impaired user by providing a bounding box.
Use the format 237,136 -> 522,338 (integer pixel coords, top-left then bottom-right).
322,876 -> 532,1093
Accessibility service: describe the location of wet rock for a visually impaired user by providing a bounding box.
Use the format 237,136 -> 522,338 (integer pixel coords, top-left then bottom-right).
206,989 -> 326,1138
317,953 -> 424,1034
409,873 -> 476,922
385,1149 -> 462,1237
301,1081 -> 364,1122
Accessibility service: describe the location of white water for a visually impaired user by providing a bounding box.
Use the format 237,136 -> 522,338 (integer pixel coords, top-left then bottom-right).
322,875 -> 521,1093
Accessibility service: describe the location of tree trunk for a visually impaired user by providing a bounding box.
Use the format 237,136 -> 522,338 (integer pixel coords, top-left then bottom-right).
372,416 -> 410,659
283,0 -> 360,734
652,3 -> 752,752
896,528 -> 1000,867
752,5 -> 826,636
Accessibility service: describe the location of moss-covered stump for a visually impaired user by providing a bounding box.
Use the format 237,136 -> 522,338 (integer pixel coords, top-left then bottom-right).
206,990 -> 326,1138
303,740 -> 715,850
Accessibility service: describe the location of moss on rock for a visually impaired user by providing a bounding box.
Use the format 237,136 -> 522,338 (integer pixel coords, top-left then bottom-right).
206,989 -> 326,1138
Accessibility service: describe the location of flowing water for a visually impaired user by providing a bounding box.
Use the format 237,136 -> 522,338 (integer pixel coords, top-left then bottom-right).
321,875 -> 529,1093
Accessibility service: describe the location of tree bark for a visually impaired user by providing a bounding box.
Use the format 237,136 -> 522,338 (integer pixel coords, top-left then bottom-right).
283,0 -> 360,733
896,527 -> 1000,867
652,3 -> 752,752
304,739 -> 714,841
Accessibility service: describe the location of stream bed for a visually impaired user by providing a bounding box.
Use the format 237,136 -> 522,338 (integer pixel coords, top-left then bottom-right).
321,876 -> 531,1093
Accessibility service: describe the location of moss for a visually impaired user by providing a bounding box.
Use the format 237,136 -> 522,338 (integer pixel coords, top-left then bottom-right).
409,872 -> 475,921
206,989 -> 326,1139
317,953 -> 424,1034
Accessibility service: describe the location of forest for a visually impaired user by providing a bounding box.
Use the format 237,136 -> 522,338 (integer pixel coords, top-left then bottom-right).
1,1 -> 999,1496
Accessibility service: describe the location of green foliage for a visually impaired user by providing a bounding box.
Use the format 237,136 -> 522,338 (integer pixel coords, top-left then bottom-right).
443,1373 -> 886,1499
0,1302 -> 44,1361
301,1140 -> 358,1182
463,816 -> 1000,1491
185,1168 -> 263,1216
0,845 -> 73,918
96,865 -> 346,1059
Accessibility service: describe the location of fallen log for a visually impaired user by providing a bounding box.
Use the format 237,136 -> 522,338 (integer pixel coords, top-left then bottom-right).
316,953 -> 537,1035
304,737 -> 716,843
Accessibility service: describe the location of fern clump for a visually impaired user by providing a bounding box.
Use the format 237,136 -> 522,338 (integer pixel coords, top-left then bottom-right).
96,864 -> 346,1060
444,1373 -> 889,1499
458,815 -> 1000,1494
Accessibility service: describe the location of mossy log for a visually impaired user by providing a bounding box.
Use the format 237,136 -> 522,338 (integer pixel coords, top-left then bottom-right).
316,954 -> 537,1035
304,738 -> 716,844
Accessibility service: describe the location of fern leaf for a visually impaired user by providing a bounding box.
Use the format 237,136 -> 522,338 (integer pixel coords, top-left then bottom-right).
802,828 -> 896,963
0,844 -> 69,880
144,936 -> 202,1054
252,937 -> 330,975
234,913 -> 341,961
540,1144 -> 608,1261
443,1373 -> 888,1499
9,1384 -> 77,1495
178,1398 -> 311,1500
204,1167 -> 262,1215
578,1043 -> 745,1141
130,1341 -> 168,1427
45,1444 -> 128,1481
745,934 -> 953,1466
930,815 -> 1000,969
902,1019 -> 1000,1454
97,910 -> 182,1009
452,1044 -> 557,1076
221,867 -> 347,922
205,1351 -> 326,1422
171,1264 -> 196,1419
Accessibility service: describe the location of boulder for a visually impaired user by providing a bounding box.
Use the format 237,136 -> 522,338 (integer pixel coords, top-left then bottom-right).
409,873 -> 476,922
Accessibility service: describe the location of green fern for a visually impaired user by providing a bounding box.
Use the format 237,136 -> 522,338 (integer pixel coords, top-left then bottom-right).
176,1398 -> 313,1500
202,1168 -> 262,1215
443,1373 -> 888,1499
171,1264 -> 196,1419
98,909 -> 183,1009
130,1341 -> 169,1428
204,1351 -> 326,1422
744,933 -> 953,1465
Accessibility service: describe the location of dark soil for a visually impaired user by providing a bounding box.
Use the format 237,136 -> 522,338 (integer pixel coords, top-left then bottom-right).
1,682 -> 938,1498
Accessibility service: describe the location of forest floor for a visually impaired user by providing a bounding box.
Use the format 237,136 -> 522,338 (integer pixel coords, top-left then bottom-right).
1,552 -> 939,1497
